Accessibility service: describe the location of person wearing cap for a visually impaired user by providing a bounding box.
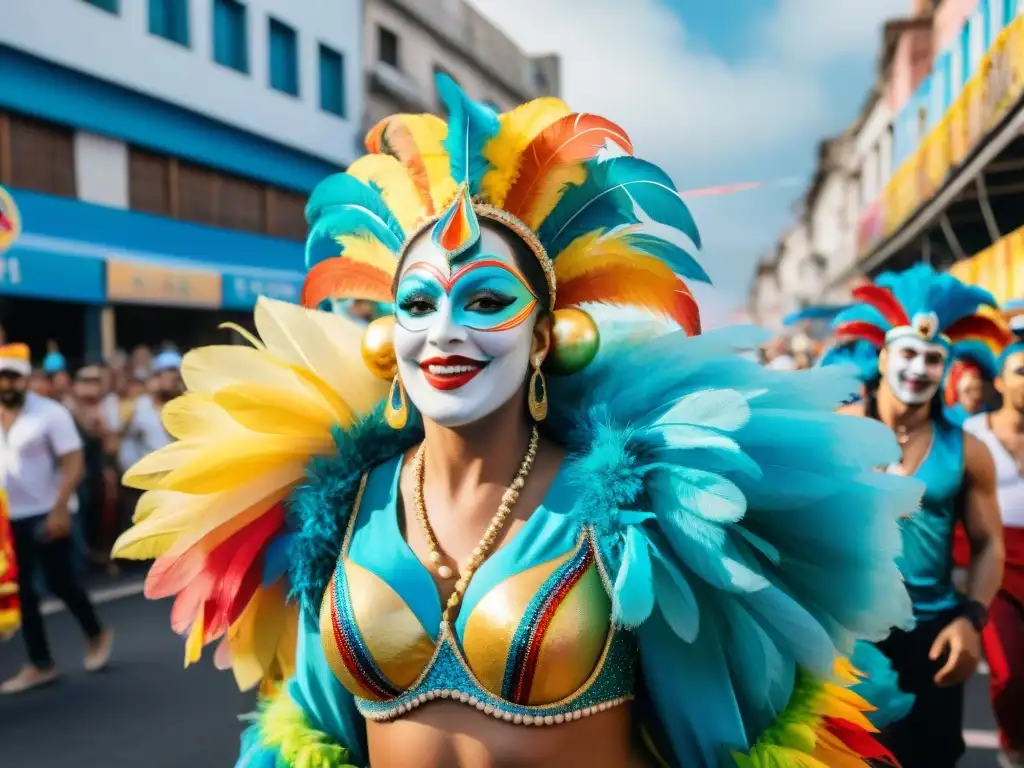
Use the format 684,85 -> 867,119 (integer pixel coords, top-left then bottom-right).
0,343 -> 112,693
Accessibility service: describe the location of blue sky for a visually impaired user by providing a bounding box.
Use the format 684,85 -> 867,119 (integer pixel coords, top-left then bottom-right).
468,0 -> 909,323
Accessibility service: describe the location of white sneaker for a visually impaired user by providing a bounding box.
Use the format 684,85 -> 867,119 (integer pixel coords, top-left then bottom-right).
84,628 -> 113,672
0,665 -> 59,694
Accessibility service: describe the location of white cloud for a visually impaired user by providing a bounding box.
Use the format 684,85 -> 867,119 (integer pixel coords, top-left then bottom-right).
467,0 -> 826,179
764,0 -> 909,62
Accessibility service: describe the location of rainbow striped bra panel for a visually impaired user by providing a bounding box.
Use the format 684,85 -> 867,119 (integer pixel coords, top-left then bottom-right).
318,467 -> 636,725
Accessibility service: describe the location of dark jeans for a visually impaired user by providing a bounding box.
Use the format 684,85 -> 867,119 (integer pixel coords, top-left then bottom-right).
875,607 -> 965,768
10,514 -> 103,669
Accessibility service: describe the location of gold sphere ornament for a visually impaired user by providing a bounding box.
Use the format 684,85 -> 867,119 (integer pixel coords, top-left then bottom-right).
546,308 -> 599,376
361,315 -> 398,380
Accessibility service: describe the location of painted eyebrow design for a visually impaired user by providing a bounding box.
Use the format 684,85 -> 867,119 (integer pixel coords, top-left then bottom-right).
400,258 -> 537,296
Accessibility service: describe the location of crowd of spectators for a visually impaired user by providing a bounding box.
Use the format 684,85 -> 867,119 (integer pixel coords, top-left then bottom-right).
28,342 -> 183,572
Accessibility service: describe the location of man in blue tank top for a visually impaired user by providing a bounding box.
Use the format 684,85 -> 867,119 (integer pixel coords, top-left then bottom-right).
834,265 -> 1005,768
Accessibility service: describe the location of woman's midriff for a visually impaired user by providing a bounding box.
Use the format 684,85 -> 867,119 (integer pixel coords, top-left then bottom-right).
366,701 -> 653,768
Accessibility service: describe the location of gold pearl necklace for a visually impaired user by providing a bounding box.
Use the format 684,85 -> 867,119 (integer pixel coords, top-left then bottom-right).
413,425 -> 540,621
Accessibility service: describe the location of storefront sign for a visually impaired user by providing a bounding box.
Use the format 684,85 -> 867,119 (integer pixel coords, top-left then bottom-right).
221,272 -> 304,310
107,259 -> 222,307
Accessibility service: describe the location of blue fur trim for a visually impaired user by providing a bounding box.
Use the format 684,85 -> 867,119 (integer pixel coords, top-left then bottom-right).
287,404 -> 422,613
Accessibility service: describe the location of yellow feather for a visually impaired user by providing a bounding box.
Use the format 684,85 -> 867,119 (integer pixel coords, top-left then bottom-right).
254,297 -> 389,418
522,163 -> 587,230
481,97 -> 571,209
160,392 -> 244,441
333,234 -> 398,274
213,383 -> 337,436
217,322 -> 264,349
130,489 -> 192,525
347,154 -> 428,233
185,610 -> 205,667
554,229 -> 668,284
406,115 -> 458,211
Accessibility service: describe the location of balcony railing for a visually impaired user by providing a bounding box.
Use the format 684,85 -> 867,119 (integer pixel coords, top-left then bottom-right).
948,222 -> 1024,302
858,13 -> 1024,258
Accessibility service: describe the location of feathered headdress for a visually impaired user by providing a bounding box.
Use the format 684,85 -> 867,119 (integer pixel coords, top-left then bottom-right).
997,309 -> 1024,370
834,264 -> 1011,363
300,73 -> 708,341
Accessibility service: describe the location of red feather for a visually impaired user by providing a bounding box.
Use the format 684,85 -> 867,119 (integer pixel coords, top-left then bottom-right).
852,285 -> 910,328
164,506 -> 284,643
504,113 -> 634,219
824,717 -> 900,765
301,257 -> 393,308
558,271 -> 701,336
836,321 -> 886,349
944,314 -> 1013,347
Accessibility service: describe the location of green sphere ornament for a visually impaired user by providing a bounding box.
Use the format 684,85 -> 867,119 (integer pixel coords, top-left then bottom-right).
546,308 -> 599,376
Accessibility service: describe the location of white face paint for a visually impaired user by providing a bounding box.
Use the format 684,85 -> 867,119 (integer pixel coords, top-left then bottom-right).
884,335 -> 948,405
392,225 -> 541,428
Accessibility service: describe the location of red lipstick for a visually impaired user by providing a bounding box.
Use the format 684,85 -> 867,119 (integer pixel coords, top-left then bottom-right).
419,356 -> 488,391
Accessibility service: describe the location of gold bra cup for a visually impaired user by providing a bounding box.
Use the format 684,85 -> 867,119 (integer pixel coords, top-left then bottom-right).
320,561 -> 435,702
462,538 -> 612,706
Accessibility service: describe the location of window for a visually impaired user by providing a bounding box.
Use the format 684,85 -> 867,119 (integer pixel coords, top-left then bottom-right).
219,175 -> 266,233
267,188 -> 307,240
319,45 -> 346,117
129,148 -> 172,216
149,0 -> 190,47
268,19 -> 299,96
213,0 -> 248,74
9,115 -> 76,198
378,26 -> 400,68
81,0 -> 119,14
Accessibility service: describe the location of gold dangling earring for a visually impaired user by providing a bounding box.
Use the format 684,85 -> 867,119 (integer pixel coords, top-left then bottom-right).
385,376 -> 409,430
528,357 -> 548,422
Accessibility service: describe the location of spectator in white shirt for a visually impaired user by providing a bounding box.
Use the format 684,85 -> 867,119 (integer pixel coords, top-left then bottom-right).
0,344 -> 112,694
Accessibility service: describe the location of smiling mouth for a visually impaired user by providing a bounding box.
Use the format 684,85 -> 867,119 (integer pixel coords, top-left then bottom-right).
899,374 -> 933,390
420,356 -> 488,391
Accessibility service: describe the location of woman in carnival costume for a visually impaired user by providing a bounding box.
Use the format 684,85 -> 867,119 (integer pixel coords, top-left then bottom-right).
833,265 -> 1007,767
114,75 -> 922,767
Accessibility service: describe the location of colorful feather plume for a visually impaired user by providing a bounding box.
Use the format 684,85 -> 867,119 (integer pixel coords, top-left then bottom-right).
346,154 -> 427,233
112,298 -> 389,688
437,72 -> 500,196
555,229 -> 700,335
365,114 -> 455,214
480,97 -> 572,209
504,113 -> 634,229
835,264 -> 1004,358
538,157 -> 701,259
431,184 -> 480,261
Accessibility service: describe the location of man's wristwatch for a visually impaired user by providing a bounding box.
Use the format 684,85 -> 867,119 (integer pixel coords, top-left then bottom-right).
962,599 -> 989,632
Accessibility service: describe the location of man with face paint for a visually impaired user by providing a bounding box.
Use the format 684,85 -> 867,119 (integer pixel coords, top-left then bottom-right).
0,344 -> 112,694
960,317 -> 1024,768
115,74 -> 925,768
835,265 -> 1006,768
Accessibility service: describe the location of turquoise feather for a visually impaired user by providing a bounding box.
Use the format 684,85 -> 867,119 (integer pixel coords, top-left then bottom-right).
537,157 -> 701,258
851,641 -> 916,728
621,231 -> 710,284
613,526 -> 654,627
303,175 -> 405,268
436,72 -> 500,195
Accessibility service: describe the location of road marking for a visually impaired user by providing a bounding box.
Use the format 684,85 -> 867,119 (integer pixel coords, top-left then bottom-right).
40,580 -> 145,617
964,729 -> 1000,749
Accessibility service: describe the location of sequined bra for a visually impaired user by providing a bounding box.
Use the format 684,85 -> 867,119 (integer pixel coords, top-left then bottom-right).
318,455 -> 636,725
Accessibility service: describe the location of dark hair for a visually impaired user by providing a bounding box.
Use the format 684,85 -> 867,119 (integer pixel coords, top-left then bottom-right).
392,218 -> 553,310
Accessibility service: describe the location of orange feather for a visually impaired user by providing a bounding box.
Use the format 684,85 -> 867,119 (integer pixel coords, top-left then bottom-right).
558,265 -> 701,336
301,257 -> 394,308
504,113 -> 634,227
365,114 -> 451,214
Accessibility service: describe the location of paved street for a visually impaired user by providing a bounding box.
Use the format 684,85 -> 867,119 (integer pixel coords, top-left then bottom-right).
0,584 -> 1006,767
